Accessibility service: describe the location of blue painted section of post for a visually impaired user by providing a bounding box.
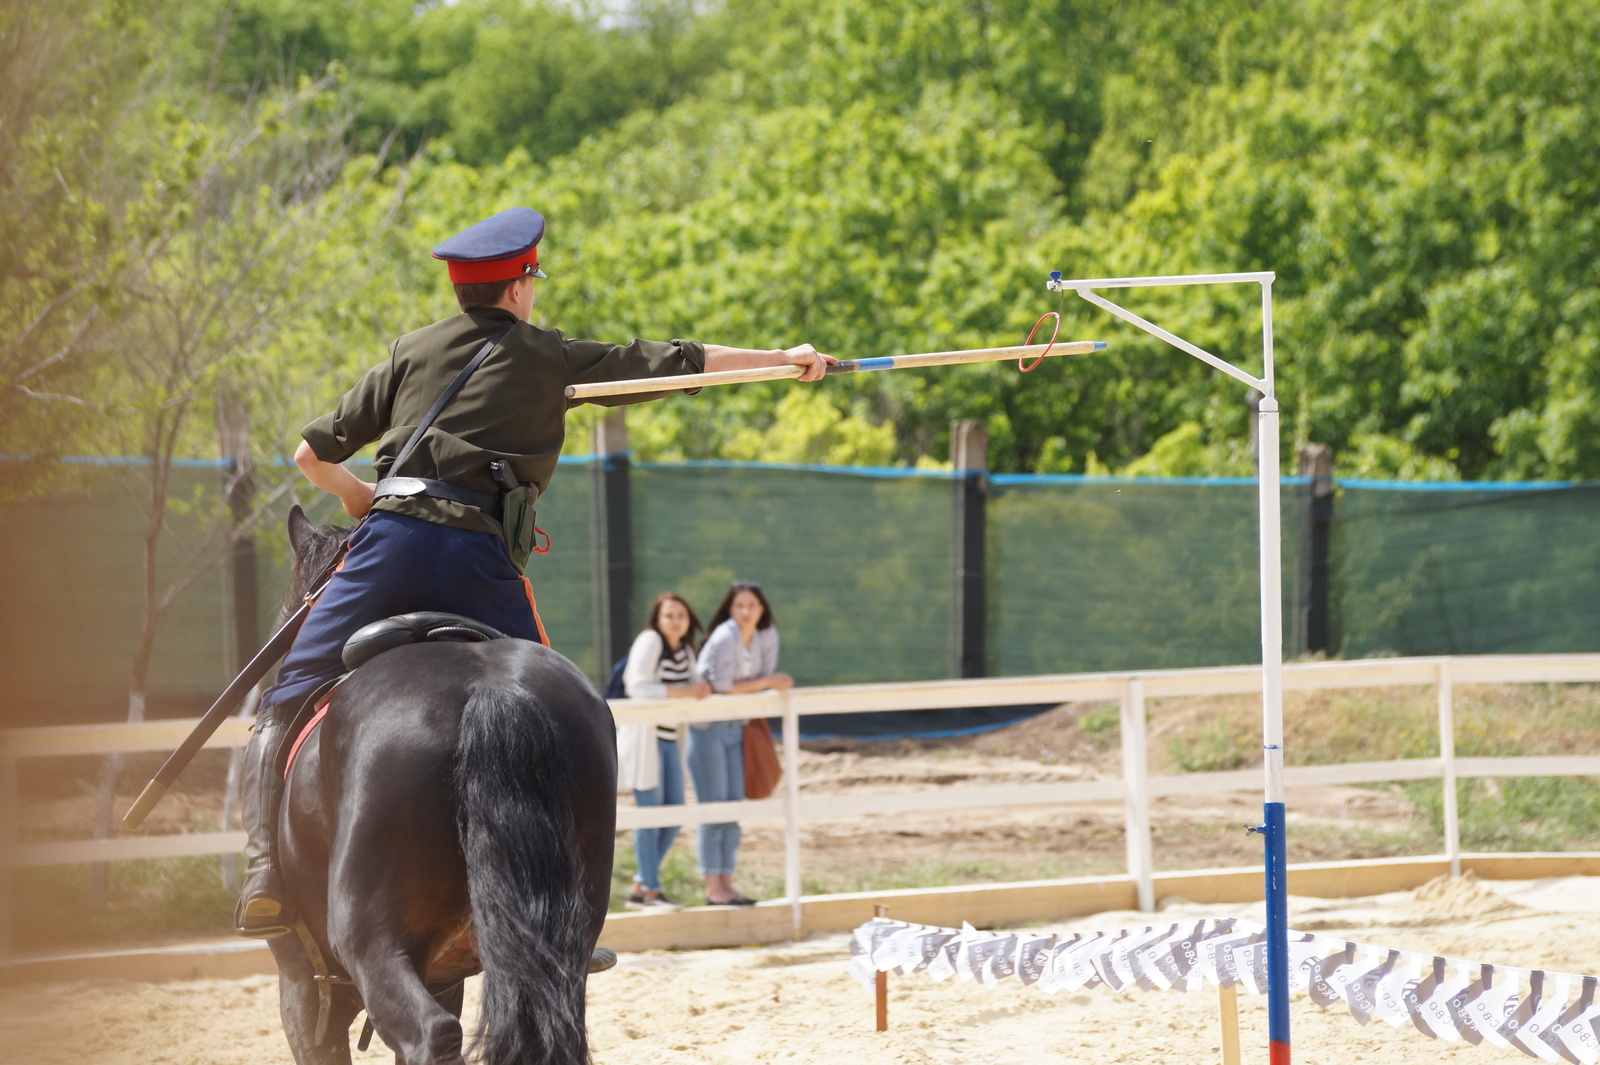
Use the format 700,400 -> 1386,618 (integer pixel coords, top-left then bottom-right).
1264,799 -> 1290,1062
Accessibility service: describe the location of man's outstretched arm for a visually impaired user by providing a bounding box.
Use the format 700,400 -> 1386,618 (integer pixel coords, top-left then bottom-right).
703,343 -> 835,381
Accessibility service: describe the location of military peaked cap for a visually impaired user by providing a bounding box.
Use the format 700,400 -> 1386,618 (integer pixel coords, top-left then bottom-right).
431,207 -> 548,284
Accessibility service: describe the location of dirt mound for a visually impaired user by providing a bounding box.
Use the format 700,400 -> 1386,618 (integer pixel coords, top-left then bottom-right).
1408,871 -> 1525,921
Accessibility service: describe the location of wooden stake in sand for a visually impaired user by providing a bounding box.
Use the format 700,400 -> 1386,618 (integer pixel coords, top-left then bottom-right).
1217,982 -> 1241,1065
874,904 -> 889,1033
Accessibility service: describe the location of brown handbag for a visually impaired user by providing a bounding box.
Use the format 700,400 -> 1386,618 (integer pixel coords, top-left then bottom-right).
742,717 -> 782,799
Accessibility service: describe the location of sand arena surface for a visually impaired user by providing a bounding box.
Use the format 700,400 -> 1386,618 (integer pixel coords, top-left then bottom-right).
3,875 -> 1598,1065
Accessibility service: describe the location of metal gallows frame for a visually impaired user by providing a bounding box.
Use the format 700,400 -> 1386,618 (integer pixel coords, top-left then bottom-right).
1048,269 -> 1289,1065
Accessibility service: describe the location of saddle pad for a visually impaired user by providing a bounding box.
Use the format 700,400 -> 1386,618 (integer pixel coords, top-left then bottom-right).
283,688 -> 338,780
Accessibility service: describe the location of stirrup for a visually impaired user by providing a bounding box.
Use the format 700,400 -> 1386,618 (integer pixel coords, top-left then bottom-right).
236,886 -> 295,939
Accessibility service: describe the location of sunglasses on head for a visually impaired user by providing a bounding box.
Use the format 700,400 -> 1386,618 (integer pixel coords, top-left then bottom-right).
731,580 -> 762,591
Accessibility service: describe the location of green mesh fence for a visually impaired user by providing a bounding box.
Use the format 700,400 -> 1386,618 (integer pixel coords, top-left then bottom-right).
988,476 -> 1307,676
629,463 -> 953,687
3,460 -> 1597,729
519,459 -> 597,679
0,464 -> 233,723
1332,481 -> 1600,657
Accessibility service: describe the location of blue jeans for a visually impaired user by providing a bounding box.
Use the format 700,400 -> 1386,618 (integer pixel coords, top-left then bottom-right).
631,738 -> 682,891
686,720 -> 744,876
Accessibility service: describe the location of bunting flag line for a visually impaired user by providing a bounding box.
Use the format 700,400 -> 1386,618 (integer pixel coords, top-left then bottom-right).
849,917 -> 1600,1062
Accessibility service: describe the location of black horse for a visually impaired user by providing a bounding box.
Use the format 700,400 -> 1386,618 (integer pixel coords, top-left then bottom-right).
267,508 -> 617,1065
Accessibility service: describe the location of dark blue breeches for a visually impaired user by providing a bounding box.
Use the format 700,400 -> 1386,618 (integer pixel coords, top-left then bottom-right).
261,510 -> 547,714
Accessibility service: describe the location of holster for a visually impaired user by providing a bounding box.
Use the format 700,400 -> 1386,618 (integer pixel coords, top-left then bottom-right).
491,459 -> 540,573
503,485 -> 539,573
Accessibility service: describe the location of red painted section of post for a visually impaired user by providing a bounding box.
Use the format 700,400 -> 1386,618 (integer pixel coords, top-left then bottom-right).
1270,1040 -> 1291,1065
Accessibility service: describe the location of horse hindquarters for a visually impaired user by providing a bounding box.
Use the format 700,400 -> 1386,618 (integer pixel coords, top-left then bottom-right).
454,682 -> 596,1065
316,676 -> 476,1065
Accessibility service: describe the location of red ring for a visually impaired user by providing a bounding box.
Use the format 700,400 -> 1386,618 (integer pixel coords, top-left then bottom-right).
1020,311 -> 1062,372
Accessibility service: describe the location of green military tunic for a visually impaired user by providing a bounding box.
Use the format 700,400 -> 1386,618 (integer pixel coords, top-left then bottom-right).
302,307 -> 704,537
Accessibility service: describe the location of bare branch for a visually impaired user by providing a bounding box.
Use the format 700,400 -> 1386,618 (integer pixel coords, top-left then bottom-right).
7,276 -> 99,358
14,385 -> 104,409
15,303 -> 101,382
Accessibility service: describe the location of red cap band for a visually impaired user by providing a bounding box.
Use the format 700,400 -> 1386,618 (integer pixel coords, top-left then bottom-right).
444,249 -> 539,285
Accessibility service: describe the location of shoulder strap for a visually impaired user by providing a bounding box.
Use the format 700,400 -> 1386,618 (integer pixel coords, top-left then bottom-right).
389,327 -> 510,478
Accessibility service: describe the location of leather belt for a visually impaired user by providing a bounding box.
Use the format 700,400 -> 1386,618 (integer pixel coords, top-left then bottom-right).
372,476 -> 503,521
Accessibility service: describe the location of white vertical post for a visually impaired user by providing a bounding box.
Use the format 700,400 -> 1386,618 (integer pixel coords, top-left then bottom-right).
1258,277 -> 1285,811
1438,661 -> 1461,876
782,693 -> 804,938
677,723 -> 693,805
1259,419 -> 1285,802
1120,677 -> 1154,912
1259,279 -> 1283,807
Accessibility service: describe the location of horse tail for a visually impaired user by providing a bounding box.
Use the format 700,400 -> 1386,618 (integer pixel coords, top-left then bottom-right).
454,683 -> 589,1065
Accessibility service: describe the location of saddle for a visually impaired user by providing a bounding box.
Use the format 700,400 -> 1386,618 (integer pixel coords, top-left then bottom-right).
341,611 -> 507,670
283,613 -> 508,780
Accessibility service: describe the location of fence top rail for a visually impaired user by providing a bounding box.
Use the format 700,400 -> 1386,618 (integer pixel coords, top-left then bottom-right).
6,653 -> 1600,757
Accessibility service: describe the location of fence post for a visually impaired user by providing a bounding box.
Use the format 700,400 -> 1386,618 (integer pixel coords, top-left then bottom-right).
782,693 -> 803,938
0,747 -> 14,963
217,391 -> 258,894
1120,677 -> 1154,911
950,420 -> 988,679
1438,660 -> 1461,876
589,409 -> 634,681
1295,444 -> 1334,655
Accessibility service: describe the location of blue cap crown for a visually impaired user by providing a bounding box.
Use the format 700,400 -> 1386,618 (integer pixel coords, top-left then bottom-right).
432,207 -> 547,282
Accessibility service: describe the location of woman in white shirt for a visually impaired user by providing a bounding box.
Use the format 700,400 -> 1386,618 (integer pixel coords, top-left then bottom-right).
617,592 -> 710,908
691,580 -> 792,906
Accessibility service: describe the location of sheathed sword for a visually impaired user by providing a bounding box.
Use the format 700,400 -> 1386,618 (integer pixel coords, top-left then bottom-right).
121,545 -> 349,831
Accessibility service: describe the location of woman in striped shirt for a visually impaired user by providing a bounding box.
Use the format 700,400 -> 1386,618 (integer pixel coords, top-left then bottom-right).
618,592 -> 711,908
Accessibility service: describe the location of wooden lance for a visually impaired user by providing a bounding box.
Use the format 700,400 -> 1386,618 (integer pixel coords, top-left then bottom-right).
564,341 -> 1107,401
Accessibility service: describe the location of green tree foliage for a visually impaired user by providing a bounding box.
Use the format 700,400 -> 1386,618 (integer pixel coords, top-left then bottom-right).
191,0 -> 723,164
12,0 -> 1600,484
0,0 -> 160,495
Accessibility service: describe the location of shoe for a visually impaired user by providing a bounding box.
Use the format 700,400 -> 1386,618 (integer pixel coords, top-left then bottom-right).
626,890 -> 682,911
727,894 -> 758,907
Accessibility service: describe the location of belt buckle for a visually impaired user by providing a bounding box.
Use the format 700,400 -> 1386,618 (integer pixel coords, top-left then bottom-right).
379,476 -> 428,496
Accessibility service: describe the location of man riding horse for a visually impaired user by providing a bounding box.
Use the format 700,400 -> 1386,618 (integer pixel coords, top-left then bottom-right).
238,206 -> 833,938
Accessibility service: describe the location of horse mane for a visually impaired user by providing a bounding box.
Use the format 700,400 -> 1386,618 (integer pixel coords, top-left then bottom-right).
281,516 -> 354,617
